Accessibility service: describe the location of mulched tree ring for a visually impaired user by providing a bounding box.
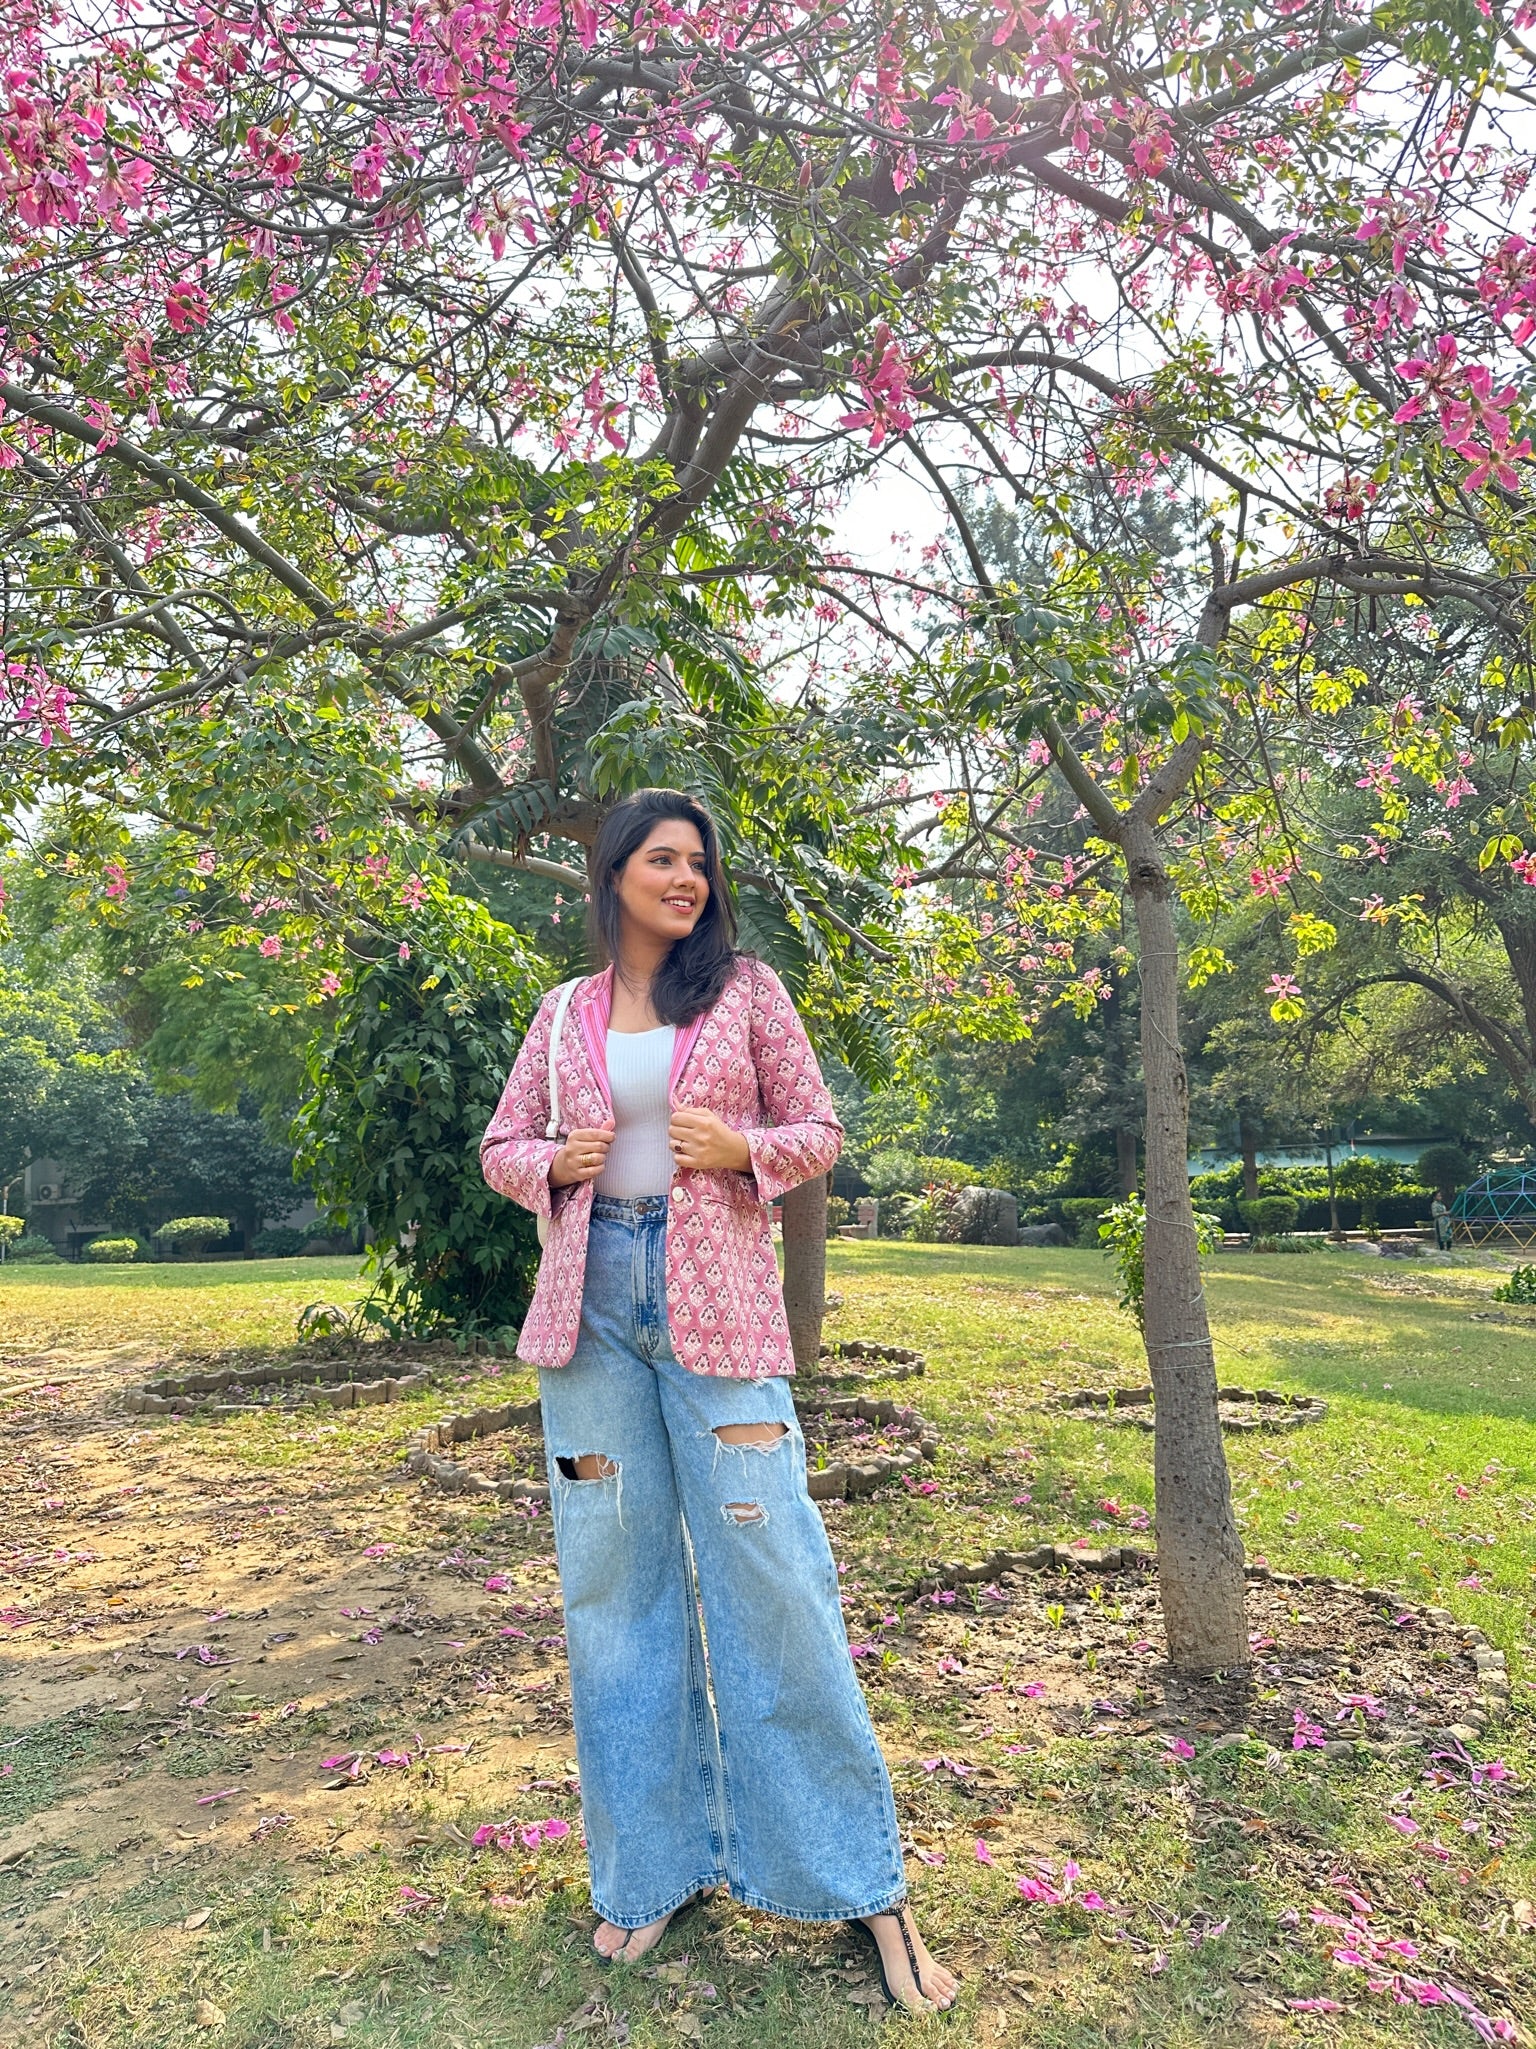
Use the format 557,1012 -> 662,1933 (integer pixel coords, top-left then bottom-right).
857,1550 -> 1508,1750
808,1340 -> 926,1386
1055,1385 -> 1327,1432
798,1395 -> 939,1500
407,1393 -> 941,1505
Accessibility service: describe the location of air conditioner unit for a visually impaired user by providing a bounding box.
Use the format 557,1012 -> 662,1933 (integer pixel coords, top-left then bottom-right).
36,1184 -> 56,1201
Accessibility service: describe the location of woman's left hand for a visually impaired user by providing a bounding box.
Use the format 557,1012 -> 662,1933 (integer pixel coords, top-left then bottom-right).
669,1107 -> 751,1174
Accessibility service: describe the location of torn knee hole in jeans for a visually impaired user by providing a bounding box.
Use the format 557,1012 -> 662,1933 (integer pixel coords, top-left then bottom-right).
722,1501 -> 768,1526
555,1453 -> 620,1481
711,1421 -> 788,1452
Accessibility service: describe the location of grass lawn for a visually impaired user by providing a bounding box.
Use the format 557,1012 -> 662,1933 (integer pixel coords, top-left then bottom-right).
0,1243 -> 1531,2047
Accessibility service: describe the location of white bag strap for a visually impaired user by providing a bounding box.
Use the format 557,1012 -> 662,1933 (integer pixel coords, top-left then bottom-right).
543,978 -> 581,1141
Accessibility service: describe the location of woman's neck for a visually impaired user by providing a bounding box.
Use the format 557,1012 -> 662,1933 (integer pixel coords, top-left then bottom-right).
610,928 -> 670,1029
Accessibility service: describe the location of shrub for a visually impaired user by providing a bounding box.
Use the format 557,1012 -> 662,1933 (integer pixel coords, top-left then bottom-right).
864,1149 -> 981,1198
251,1225 -> 312,1259
825,1196 -> 852,1237
154,1215 -> 233,1254
0,1215 -> 24,1245
864,1149 -> 923,1198
84,1236 -> 139,1263
1335,1157 -> 1401,1234
1417,1143 -> 1474,1198
1060,1195 -> 1114,1247
1493,1265 -> 1536,1304
4,1232 -> 62,1263
292,905 -> 545,1342
1240,1194 -> 1299,1237
901,1184 -> 967,1242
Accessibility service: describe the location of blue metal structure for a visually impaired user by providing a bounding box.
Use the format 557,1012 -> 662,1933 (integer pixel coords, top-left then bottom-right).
1449,1165 -> 1536,1247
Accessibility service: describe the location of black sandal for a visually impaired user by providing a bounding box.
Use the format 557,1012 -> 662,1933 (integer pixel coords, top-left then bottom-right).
849,1904 -> 954,2012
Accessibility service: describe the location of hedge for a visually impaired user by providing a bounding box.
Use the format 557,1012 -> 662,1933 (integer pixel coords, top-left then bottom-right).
84,1237 -> 139,1263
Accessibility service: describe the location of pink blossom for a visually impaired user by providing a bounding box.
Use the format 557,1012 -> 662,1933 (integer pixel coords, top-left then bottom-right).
839,324 -> 916,450
1453,436 -> 1532,493
258,935 -> 282,958
164,276 -> 210,333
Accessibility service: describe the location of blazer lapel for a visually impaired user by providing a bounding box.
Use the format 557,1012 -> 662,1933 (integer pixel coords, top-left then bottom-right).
575,967 -> 614,1115
668,1013 -> 707,1099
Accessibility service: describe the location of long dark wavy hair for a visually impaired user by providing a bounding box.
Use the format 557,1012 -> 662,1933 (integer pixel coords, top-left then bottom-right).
589,788 -> 741,1025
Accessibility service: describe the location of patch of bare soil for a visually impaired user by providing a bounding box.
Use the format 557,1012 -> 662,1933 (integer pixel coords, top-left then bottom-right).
0,1357 -> 584,1944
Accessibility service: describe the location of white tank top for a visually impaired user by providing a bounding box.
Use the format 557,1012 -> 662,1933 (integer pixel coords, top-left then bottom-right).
596,1025 -> 677,1197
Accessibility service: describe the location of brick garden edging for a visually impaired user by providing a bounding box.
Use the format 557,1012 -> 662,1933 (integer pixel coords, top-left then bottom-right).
810,1341 -> 926,1386
891,1546 -> 1510,1738
405,1392 -> 941,1505
1054,1385 -> 1328,1431
122,1356 -> 436,1416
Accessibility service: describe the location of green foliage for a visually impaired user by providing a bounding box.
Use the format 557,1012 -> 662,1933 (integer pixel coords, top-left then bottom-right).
4,1233 -> 61,1263
154,1216 -> 232,1252
863,1148 -> 981,1197
1098,1195 -> 1224,1327
292,898 -> 549,1343
250,1226 -> 313,1259
83,1236 -> 138,1263
1418,1143 -> 1474,1196
1335,1155 -> 1402,1233
1060,1194 -> 1116,1246
825,1196 -> 852,1236
1239,1194 -> 1299,1236
1493,1264 -> 1536,1304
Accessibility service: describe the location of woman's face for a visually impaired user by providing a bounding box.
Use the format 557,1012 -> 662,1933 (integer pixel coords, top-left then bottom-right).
615,816 -> 710,949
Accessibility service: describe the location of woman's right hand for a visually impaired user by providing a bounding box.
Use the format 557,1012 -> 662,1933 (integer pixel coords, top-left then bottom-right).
549,1123 -> 616,1188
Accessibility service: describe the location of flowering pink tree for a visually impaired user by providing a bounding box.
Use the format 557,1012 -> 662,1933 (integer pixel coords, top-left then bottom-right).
791,3 -> 1536,1673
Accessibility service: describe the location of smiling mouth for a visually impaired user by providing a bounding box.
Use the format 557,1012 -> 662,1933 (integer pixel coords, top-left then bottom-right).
663,896 -> 697,911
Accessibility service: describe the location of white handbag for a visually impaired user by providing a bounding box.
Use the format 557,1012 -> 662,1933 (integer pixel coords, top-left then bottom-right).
537,978 -> 581,1248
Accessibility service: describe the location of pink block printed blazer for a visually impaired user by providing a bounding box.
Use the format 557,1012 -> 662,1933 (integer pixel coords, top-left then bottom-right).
479,957 -> 843,1377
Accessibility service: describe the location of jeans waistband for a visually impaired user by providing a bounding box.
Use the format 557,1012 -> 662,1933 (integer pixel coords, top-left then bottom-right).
591,1193 -> 669,1222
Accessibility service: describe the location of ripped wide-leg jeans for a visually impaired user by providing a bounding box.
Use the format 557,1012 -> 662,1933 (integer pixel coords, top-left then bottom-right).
538,1195 -> 907,1930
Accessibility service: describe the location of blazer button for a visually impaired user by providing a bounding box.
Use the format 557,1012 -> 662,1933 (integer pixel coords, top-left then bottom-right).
669,1185 -> 684,1201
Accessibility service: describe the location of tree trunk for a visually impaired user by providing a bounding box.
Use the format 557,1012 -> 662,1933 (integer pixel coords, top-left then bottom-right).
1240,1120 -> 1259,1203
1122,818 -> 1249,1675
781,1172 -> 828,1370
1114,1127 -> 1139,1196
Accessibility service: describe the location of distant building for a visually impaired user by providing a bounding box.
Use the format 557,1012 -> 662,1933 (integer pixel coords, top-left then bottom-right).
16,1158 -> 320,1257
1188,1135 -> 1442,1178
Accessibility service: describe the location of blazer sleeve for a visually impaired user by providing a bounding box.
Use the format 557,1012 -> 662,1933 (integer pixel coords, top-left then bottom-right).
738,963 -> 844,1203
479,987 -> 564,1219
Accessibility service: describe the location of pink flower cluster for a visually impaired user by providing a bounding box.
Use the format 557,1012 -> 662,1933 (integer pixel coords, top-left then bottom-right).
840,325 -> 915,450
1312,1882 -> 1516,2041
4,656 -> 74,748
472,1815 -> 573,1851
0,79 -> 155,233
1016,1858 -> 1108,1910
1394,335 -> 1532,493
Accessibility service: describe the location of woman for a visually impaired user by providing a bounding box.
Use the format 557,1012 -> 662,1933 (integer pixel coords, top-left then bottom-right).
480,788 -> 957,2014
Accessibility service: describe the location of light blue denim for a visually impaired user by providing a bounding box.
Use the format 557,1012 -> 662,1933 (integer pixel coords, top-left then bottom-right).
538,1194 -> 908,1930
